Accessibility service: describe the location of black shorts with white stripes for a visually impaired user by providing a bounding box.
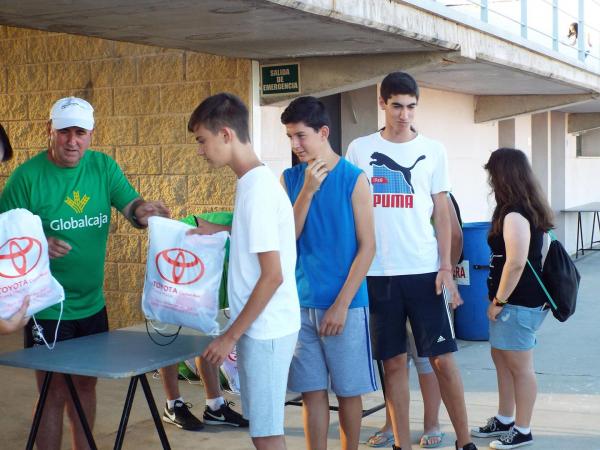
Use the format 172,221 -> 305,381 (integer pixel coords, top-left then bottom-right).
367,273 -> 457,361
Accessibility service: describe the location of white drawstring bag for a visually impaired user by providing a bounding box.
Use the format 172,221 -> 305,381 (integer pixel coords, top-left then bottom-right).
0,209 -> 65,324
142,216 -> 227,335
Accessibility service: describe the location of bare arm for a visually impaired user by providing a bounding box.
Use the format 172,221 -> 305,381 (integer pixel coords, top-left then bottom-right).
488,213 -> 530,321
319,174 -> 375,336
280,160 -> 328,239
432,192 -> 462,308
202,251 -> 283,365
186,217 -> 231,236
0,296 -> 30,335
121,197 -> 170,228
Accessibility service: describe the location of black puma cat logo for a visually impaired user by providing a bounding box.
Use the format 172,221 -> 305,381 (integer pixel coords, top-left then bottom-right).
370,153 -> 426,194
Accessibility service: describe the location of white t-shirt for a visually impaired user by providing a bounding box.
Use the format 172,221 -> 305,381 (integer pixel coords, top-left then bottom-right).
227,165 -> 300,340
346,132 -> 451,276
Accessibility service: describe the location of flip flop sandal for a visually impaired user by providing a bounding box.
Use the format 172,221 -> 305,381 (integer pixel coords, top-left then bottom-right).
365,430 -> 394,448
419,431 -> 445,448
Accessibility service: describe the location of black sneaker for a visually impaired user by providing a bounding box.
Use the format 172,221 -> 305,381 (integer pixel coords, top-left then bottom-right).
455,441 -> 478,450
203,400 -> 249,427
489,427 -> 533,449
162,400 -> 204,431
471,416 -> 514,438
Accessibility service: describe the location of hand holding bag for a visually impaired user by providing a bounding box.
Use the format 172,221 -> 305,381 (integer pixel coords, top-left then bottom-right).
0,209 -> 65,320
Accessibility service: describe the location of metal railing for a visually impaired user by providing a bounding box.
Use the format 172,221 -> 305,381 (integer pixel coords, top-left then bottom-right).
432,0 -> 600,72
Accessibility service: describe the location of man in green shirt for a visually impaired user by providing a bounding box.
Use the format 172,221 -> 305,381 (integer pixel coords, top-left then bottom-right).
0,97 -> 169,450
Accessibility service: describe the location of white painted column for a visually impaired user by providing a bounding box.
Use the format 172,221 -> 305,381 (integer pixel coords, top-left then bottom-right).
531,112 -> 550,198
550,111 -> 566,241
498,118 -> 516,148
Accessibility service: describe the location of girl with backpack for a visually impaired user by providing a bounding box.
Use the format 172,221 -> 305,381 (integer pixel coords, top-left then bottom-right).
471,148 -> 553,449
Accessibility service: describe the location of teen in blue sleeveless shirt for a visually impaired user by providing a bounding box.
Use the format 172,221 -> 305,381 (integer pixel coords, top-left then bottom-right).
280,96 -> 376,450
283,158 -> 368,309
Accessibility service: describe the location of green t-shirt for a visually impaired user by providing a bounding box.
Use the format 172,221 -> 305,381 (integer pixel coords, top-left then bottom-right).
0,150 -> 139,320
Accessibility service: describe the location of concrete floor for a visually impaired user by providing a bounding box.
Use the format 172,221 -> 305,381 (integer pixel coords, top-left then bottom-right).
1,253 -> 599,450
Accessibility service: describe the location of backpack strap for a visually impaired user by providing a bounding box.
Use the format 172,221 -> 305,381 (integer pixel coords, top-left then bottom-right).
526,230 -> 558,310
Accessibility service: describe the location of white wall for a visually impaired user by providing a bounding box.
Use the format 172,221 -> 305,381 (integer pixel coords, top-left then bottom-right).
564,131 -> 600,254
413,87 -> 498,223
515,115 -> 532,157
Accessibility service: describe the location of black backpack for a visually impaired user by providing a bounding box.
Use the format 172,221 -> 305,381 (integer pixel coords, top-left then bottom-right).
448,192 -> 464,264
527,231 -> 580,322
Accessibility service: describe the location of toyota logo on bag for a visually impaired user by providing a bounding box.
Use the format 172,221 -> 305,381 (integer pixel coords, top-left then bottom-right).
155,248 -> 205,285
0,237 -> 42,278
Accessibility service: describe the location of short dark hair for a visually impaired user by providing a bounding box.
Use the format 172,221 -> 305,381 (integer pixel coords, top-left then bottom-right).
380,72 -> 419,102
0,123 -> 13,162
280,96 -> 331,132
187,93 -> 250,144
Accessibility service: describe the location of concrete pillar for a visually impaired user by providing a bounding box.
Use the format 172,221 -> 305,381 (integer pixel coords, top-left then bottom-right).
498,118 -> 516,148
550,111 -> 566,241
341,85 -> 379,155
531,112 -> 550,198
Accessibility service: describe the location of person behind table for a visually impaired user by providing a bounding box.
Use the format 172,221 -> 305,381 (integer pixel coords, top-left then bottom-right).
366,193 -> 464,449
0,98 -> 169,450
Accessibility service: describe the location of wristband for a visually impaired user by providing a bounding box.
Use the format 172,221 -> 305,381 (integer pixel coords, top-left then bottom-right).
439,267 -> 453,273
493,296 -> 508,306
129,198 -> 146,229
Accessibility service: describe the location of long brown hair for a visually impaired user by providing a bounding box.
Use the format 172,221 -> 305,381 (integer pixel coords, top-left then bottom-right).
485,148 -> 554,235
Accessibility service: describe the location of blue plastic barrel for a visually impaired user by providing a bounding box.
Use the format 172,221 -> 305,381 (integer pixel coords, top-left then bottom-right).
454,222 -> 491,341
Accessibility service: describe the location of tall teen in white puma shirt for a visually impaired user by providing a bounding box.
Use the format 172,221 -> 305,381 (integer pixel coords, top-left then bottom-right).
346,132 -> 450,276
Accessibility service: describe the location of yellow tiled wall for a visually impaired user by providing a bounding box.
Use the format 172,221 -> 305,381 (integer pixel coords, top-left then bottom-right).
0,26 -> 250,327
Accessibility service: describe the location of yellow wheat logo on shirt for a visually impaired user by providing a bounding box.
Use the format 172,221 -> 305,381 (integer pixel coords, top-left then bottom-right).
65,191 -> 90,214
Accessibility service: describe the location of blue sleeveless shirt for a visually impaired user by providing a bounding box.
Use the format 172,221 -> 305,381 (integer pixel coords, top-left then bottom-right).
283,158 -> 369,309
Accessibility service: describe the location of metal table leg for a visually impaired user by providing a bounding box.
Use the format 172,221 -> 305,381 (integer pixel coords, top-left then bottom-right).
577,212 -> 583,258
591,212 -> 600,249
63,374 -> 98,450
26,371 -> 53,450
139,373 -> 171,450
113,376 -> 139,450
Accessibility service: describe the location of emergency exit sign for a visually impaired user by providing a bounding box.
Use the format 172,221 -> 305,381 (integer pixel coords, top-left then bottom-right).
261,63 -> 300,95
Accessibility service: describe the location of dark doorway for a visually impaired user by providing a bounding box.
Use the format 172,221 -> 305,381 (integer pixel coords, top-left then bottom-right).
320,93 -> 341,155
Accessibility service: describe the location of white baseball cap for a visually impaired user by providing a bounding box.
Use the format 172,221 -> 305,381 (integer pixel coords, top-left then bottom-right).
49,97 -> 95,131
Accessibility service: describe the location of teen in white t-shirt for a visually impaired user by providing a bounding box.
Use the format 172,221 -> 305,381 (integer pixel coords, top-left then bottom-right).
187,93 -> 299,450
346,72 -> 477,450
347,132 -> 450,275
228,165 -> 300,340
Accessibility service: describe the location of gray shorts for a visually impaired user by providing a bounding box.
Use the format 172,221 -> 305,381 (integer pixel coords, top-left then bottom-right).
237,331 -> 298,438
489,304 -> 548,351
288,307 -> 378,397
406,323 -> 433,375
